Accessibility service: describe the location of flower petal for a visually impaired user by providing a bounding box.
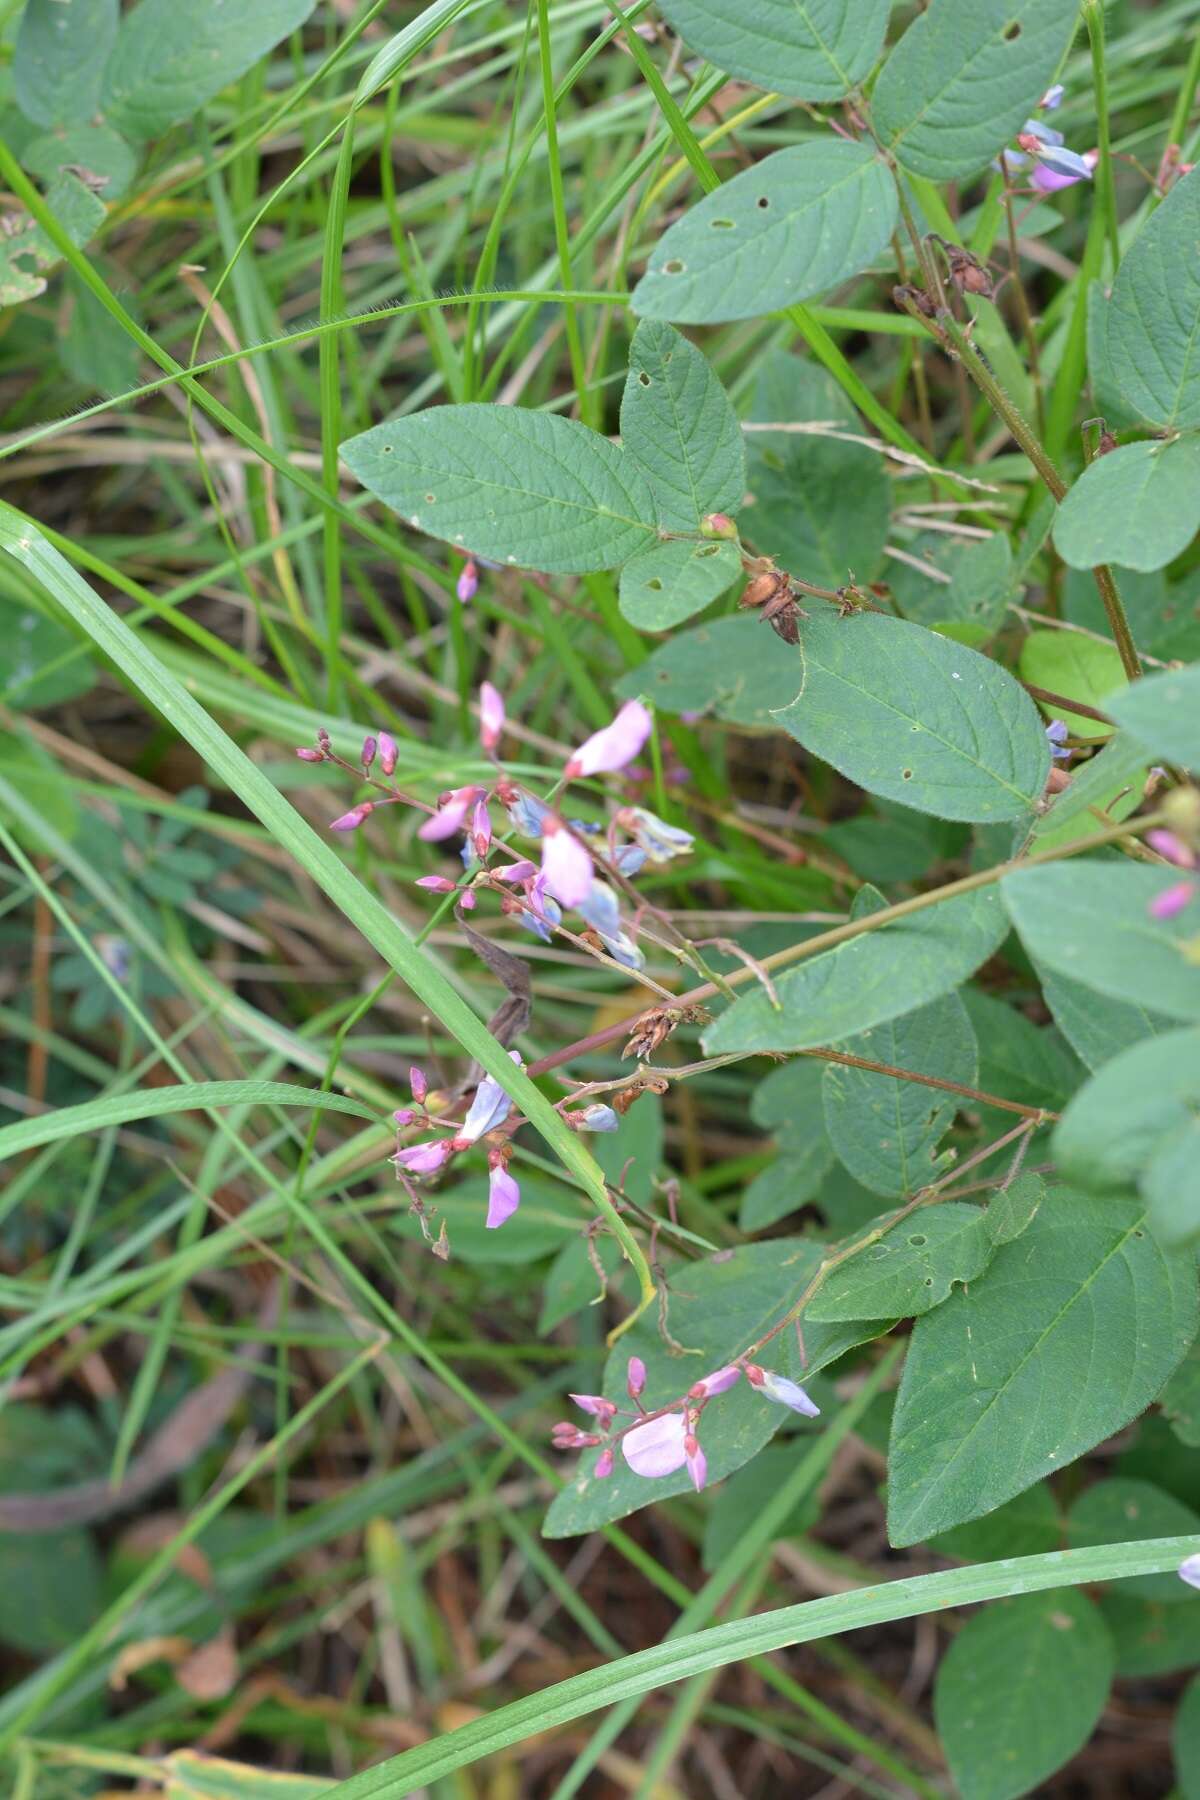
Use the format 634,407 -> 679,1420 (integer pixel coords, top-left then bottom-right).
622,1411 -> 688,1478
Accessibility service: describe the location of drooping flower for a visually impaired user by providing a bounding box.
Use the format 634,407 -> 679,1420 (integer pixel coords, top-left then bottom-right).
497,780 -> 551,839
690,1365 -> 741,1399
565,700 -> 653,780
394,1138 -> 454,1175
457,558 -> 479,603
493,858 -> 538,883
1149,880 -> 1197,921
330,804 -> 372,832
457,1051 -> 522,1144
486,1156 -> 521,1228
541,819 -> 594,906
418,786 -> 482,842
577,883 -> 645,970
1045,720 -> 1071,762
621,806 -> 695,863
1032,146 -> 1098,194
479,681 -> 506,754
684,1430 -> 707,1492
612,843 -> 648,877
1040,82 -> 1065,110
622,1410 -> 688,1478
747,1366 -> 821,1418
576,1104 -> 620,1132
514,872 -> 562,943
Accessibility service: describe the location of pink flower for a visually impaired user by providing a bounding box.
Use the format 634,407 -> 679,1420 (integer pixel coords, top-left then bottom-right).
570,1393 -> 618,1423
746,1365 -> 820,1417
457,558 -> 479,603
415,875 -> 457,892
456,1053 -> 520,1143
1149,880 -> 1197,921
595,1447 -> 615,1479
684,1430 -> 707,1492
471,797 -> 492,859
541,820 -> 593,906
486,1159 -> 521,1228
565,700 -> 653,779
418,786 -> 481,842
361,735 -> 377,767
622,1411 -> 688,1478
330,804 -> 372,832
479,682 -> 506,754
1031,147 -> 1098,193
394,1138 -> 454,1175
378,731 -> 398,776
410,1067 -> 428,1103
295,746 -> 322,762
627,1357 -> 646,1399
493,859 -> 537,883
690,1365 -> 741,1399
1146,829 -> 1197,870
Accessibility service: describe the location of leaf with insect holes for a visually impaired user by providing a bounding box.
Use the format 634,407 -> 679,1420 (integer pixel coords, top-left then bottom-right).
618,538 -> 742,629
773,610 -> 1050,821
632,140 -> 897,326
1108,171 -> 1200,430
873,0 -> 1081,181
542,1239 -> 890,1537
13,0 -> 118,128
340,406 -> 660,575
934,1589 -> 1115,1800
807,1203 -> 994,1323
1052,1027 -> 1200,1245
102,0 -> 318,140
620,321 -> 745,533
886,1188 -> 1198,1546
22,124 -> 137,202
1002,862 -> 1200,1024
1107,660 -> 1200,772
1018,629 -> 1126,741
702,886 -> 1010,1056
821,986 -> 979,1199
656,0 -> 891,100
1053,439 -> 1200,574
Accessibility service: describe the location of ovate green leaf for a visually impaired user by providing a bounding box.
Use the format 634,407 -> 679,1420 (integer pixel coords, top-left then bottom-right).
617,614 -> 802,727
933,1590 -> 1114,1800
103,0 -> 317,140
1064,565 -> 1200,664
22,123 -> 137,201
13,0 -> 117,128
1108,170 -> 1200,430
1028,731 -> 1148,852
808,1202 -> 993,1322
821,991 -> 978,1198
620,320 -> 745,532
742,1060 -> 834,1231
873,0 -> 1080,181
618,538 -> 741,630
1052,1026 -> 1200,1244
1107,659 -> 1200,771
703,887 -> 1009,1055
632,140 -> 896,326
775,610 -> 1050,821
984,1172 -> 1044,1246
887,1190 -> 1198,1546
1018,628 -> 1125,740
656,0 -> 890,100
1039,965 -> 1175,1072
1069,1478 -> 1200,1604
1002,863 -> 1200,1023
889,530 -> 1014,636
340,406 -> 659,575
1052,438 -> 1200,574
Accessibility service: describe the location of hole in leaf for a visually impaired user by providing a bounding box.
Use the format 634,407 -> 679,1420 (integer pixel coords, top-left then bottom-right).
711,217 -> 735,230
699,544 -> 720,557
908,1234 -> 927,1247
924,1276 -> 934,1286
638,371 -> 651,386
381,444 -> 393,453
756,196 -> 770,209
425,492 -> 435,503
1003,19 -> 1020,38
902,768 -> 914,780
647,578 -> 663,591
663,258 -> 686,274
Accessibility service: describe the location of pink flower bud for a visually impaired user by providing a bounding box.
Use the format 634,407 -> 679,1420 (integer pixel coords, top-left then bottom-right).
479,681 -> 506,754
378,731 -> 398,776
295,746 -> 322,762
595,1447 -> 615,1479
689,1365 -> 741,1399
459,887 -> 476,910
565,700 -> 653,780
361,735 -> 377,768
457,558 -> 479,604
1149,880 -> 1197,921
570,1393 -> 617,1423
1146,829 -> 1197,870
392,1108 -> 415,1126
410,1067 -> 428,1103
330,804 -> 372,832
684,1432 -> 707,1492
415,875 -> 457,892
699,512 -> 737,540
627,1356 -> 646,1399
743,1363 -> 765,1387
471,797 -> 492,859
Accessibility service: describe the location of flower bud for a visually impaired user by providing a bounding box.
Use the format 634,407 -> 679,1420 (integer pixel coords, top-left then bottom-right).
410,1067 -> 429,1104
330,804 -> 372,832
595,1447 -> 615,1478
295,746 -> 322,762
627,1356 -> 646,1399
457,558 -> 479,603
378,731 -> 398,776
699,512 -> 738,540
361,735 -> 377,768
1163,786 -> 1200,843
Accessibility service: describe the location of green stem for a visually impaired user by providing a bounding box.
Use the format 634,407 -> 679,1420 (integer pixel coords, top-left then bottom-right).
535,0 -> 593,425
1084,0 -> 1121,272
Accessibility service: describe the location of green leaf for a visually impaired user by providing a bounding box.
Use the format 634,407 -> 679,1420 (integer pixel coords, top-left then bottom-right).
1039,964 -> 1175,1072
933,1589 -> 1114,1800
702,1442 -> 820,1572
889,530 -> 1014,635
1174,1673 -> 1200,1799
961,989 -> 1082,1128
1002,862 -> 1200,1024
820,991 -> 978,1198
703,887 -> 1010,1055
1052,438 -> 1200,574
22,123 -> 136,200
0,1528 -> 103,1655
620,320 -> 745,532
1018,627 -> 1125,740
13,0 -> 117,128
102,0 -> 317,140
929,1480 -> 1061,1562
808,1202 -> 993,1323
1068,1479 -> 1200,1604
296,1543 -> 1200,1798
985,1172 -> 1045,1246
1161,1344 -> 1200,1448
1103,1590 -> 1200,1677
1052,1026 -> 1200,1244
617,614 -> 802,728
61,266 -> 143,393
1108,171 -> 1200,430
1064,565 -> 1200,664
631,140 -> 897,326
542,1239 -> 887,1537
618,538 -> 741,629
340,405 -> 659,575
0,727 -> 79,846
774,610 -> 1050,821
1107,659 -> 1200,771
886,1189 -> 1199,1546
741,1060 -> 834,1231
656,0 -> 890,100
1028,731 -> 1148,852
872,0 -> 1079,180
0,587 -> 96,708
538,1233 -> 623,1335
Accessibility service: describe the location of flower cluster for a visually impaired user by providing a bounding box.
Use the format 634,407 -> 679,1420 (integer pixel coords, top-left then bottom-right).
552,1355 -> 820,1492
999,85 -> 1098,196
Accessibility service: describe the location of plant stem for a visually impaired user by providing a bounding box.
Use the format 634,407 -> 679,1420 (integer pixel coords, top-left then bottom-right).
535,0 -> 593,425
1085,0 -> 1122,272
